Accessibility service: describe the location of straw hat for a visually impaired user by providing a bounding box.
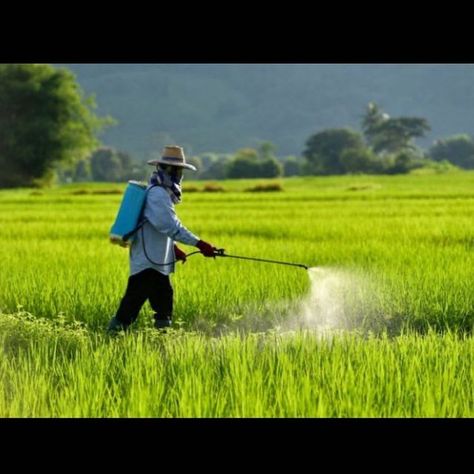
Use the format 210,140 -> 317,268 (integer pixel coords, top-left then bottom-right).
147,145 -> 197,171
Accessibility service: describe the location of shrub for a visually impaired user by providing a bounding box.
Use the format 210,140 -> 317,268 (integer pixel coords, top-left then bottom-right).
203,183 -> 226,192
245,183 -> 283,192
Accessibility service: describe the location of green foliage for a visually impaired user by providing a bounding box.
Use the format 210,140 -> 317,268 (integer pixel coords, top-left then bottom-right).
0,175 -> 474,416
361,102 -> 386,148
302,104 -> 435,176
361,102 -> 430,154
226,153 -> 259,179
259,158 -> 283,178
409,159 -> 460,175
388,151 -> 419,174
340,147 -> 383,174
226,148 -> 282,179
90,148 -> 123,182
89,147 -> 144,182
1,174 -> 474,417
74,159 -> 92,182
2,173 -> 474,334
198,154 -> 231,180
0,64 -> 114,188
1,325 -> 472,417
303,128 -> 365,175
282,156 -> 302,177
428,134 -> 474,169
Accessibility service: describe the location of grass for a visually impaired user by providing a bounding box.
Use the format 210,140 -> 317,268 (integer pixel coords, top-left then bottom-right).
0,172 -> 473,416
0,313 -> 472,417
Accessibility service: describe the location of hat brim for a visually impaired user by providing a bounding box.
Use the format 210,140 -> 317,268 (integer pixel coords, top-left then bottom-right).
147,159 -> 197,171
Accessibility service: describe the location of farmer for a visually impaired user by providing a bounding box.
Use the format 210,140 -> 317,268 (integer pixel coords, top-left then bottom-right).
107,145 -> 217,332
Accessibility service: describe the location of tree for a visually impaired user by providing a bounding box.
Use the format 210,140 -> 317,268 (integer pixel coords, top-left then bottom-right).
361,102 -> 387,149
74,159 -> 92,182
226,148 -> 259,178
282,156 -> 301,177
201,158 -> 230,180
225,147 -> 282,179
303,128 -> 365,175
340,148 -> 383,174
361,102 -> 430,154
428,134 -> 474,169
226,156 -> 260,179
0,64 -> 113,188
90,147 -> 124,182
258,158 -> 283,178
386,151 -> 417,174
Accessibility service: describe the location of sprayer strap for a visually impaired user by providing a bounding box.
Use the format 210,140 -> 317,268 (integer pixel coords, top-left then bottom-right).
123,219 -> 148,242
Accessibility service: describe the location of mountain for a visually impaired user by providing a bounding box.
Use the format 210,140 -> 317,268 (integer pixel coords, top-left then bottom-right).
60,64 -> 474,158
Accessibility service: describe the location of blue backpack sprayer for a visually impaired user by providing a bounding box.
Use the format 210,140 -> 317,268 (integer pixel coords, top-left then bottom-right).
109,180 -> 152,246
110,181 -> 308,270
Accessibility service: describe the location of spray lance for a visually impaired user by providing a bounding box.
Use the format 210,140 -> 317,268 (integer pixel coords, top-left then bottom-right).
211,249 -> 308,270
154,247 -> 309,270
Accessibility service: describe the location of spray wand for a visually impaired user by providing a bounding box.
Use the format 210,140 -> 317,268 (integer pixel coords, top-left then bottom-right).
211,249 -> 309,270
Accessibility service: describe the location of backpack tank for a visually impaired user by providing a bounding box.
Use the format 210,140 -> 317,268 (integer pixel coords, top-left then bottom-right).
110,181 -> 148,246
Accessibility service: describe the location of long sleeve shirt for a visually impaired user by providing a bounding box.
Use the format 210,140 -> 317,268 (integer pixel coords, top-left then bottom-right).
129,185 -> 200,276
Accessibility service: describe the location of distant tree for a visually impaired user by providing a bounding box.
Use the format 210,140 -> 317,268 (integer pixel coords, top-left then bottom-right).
386,151 -> 417,174
226,148 -> 258,178
235,148 -> 259,162
258,158 -> 283,178
361,102 -> 430,154
0,64 -> 113,188
117,150 -> 146,181
226,156 -> 260,179
282,156 -> 301,177
74,159 -> 92,182
428,134 -> 474,169
90,148 -> 124,182
116,151 -> 133,174
340,148 -> 383,174
200,157 -> 230,180
361,102 -> 388,149
303,128 -> 365,175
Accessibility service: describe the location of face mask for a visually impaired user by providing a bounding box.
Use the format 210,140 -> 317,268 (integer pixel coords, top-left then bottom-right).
170,169 -> 183,186
152,166 -> 183,204
162,166 -> 183,185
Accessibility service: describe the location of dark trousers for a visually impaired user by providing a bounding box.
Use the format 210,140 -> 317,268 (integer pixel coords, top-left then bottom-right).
115,268 -> 173,328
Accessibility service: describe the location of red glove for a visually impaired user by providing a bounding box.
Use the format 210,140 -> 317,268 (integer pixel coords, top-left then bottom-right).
174,244 -> 187,264
196,240 -> 217,257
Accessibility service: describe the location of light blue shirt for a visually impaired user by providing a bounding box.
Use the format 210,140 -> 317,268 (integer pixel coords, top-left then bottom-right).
129,186 -> 200,276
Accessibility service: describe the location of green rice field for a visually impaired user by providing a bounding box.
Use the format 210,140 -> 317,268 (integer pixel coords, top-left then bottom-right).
0,172 -> 473,417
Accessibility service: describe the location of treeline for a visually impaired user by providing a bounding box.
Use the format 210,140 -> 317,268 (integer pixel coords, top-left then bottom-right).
300,102 -> 474,176
2,64 -> 474,189
56,142 -> 291,183
57,101 -> 474,183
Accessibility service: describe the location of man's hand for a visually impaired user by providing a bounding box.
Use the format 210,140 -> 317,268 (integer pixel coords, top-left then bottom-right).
196,240 -> 217,257
174,244 -> 187,264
